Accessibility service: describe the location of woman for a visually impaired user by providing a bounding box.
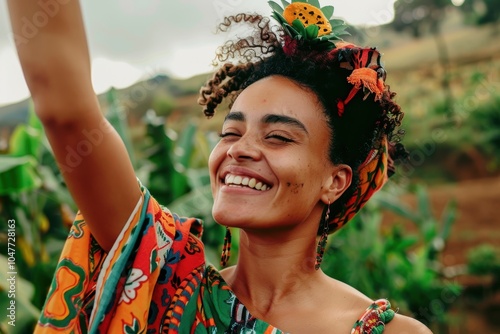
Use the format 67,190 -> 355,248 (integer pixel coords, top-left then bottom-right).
8,0 -> 431,333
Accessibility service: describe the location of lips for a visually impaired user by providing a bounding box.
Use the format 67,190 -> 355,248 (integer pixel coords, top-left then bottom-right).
224,173 -> 271,191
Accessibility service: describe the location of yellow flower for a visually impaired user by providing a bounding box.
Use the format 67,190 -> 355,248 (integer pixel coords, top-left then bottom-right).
283,2 -> 332,36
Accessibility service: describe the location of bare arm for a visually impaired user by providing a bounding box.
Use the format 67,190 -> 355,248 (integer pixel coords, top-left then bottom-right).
8,0 -> 141,251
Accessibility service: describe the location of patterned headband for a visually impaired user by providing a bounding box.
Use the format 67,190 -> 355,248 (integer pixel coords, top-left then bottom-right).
269,0 -> 394,233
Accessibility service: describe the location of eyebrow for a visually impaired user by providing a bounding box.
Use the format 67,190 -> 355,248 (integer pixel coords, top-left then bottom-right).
224,111 -> 309,134
262,114 -> 309,134
224,111 -> 246,122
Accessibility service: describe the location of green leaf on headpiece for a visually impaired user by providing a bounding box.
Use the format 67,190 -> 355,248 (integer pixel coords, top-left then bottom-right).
337,30 -> 351,37
321,5 -> 334,20
330,19 -> 345,26
268,1 -> 284,14
331,24 -> 348,34
305,24 -> 319,39
283,23 -> 300,36
308,0 -> 321,8
292,19 -> 306,35
291,0 -> 302,3
271,12 -> 287,25
317,34 -> 335,41
280,0 -> 291,8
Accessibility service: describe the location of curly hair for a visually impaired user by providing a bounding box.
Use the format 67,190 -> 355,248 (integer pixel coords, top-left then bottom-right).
199,14 -> 407,233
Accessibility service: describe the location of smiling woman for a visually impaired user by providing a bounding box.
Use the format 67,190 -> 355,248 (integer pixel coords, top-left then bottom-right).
7,0 -> 430,333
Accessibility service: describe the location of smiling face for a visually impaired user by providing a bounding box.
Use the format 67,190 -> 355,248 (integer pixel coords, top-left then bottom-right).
209,75 -> 350,236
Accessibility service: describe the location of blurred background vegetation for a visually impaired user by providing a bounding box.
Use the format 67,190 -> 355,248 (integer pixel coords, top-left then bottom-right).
1,0 -> 500,333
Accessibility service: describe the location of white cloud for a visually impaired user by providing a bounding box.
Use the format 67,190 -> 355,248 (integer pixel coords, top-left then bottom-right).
0,0 -> 397,106
0,48 -> 29,106
91,58 -> 143,93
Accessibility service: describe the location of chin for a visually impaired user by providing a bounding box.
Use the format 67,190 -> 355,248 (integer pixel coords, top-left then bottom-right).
212,206 -> 241,226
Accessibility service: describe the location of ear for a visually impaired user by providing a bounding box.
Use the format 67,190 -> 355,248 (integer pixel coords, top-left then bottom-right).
321,164 -> 352,204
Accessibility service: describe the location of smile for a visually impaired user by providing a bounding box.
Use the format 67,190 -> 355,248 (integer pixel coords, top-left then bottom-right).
224,174 -> 271,191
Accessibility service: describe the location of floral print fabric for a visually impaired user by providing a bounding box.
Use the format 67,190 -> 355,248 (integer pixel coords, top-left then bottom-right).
34,183 -> 393,333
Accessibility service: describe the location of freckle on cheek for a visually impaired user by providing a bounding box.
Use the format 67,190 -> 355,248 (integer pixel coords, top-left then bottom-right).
291,183 -> 304,194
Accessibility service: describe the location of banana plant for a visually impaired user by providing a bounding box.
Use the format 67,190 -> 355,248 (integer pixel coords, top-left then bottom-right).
0,106 -> 75,331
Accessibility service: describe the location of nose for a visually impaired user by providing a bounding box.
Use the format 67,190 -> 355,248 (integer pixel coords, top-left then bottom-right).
226,134 -> 262,161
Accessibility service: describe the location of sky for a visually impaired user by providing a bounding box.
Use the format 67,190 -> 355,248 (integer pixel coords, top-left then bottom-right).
0,0 -> 398,106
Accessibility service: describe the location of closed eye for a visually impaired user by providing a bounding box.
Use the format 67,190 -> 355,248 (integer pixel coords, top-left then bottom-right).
219,132 -> 241,138
266,134 -> 294,143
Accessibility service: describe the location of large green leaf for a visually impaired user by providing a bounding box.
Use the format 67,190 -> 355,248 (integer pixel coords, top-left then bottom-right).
0,156 -> 33,173
0,156 -> 41,195
174,123 -> 197,170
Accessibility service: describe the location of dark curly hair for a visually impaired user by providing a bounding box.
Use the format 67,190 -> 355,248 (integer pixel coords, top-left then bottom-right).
199,14 -> 407,233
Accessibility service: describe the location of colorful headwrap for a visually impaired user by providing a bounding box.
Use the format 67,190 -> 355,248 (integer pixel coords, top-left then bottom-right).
270,0 -> 397,234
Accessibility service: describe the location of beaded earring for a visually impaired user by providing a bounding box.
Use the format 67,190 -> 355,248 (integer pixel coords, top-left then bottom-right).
220,227 -> 232,267
315,202 -> 330,270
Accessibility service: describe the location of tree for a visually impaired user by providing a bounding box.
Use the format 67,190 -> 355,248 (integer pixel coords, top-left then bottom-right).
390,0 -> 451,38
460,0 -> 500,25
390,0 -> 457,116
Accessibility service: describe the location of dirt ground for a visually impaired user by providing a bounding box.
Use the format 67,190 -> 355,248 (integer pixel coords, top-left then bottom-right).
425,176 -> 499,266
391,176 -> 500,333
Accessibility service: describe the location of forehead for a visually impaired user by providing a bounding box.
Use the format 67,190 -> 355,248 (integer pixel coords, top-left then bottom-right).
230,76 -> 326,123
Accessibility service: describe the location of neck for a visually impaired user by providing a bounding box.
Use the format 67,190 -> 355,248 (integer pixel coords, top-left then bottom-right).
222,228 -> 326,317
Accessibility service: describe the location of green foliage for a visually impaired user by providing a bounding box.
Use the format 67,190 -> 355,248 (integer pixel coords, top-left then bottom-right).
391,0 -> 451,37
323,186 -> 461,325
0,108 -> 75,332
1,86 -> 496,331
467,93 -> 500,167
269,0 -> 349,50
459,0 -> 500,25
152,96 -> 176,117
137,109 -> 196,205
467,244 -> 500,277
0,109 -> 43,194
106,88 -> 136,167
0,255 -> 40,334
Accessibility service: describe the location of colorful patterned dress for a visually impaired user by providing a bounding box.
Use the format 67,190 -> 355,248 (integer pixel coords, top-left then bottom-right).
34,183 -> 394,333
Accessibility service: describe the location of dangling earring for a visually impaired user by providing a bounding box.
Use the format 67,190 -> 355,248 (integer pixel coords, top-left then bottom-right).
315,202 -> 330,270
220,227 -> 232,267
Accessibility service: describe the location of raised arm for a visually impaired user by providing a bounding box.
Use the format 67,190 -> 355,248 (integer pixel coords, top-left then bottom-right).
7,0 -> 141,250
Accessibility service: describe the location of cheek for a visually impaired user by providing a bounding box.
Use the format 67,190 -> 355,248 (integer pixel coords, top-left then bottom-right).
278,159 -> 309,194
208,143 -> 225,180
282,161 -> 325,195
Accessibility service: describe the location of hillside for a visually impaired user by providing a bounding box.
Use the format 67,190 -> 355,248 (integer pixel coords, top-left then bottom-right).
2,20 -> 498,128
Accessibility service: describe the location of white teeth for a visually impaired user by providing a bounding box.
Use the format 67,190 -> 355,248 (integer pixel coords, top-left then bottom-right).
224,174 -> 270,191
248,178 -> 256,188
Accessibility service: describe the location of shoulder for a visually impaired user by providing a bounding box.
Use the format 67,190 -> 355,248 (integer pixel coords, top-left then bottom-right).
323,276 -> 432,333
385,314 -> 433,334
